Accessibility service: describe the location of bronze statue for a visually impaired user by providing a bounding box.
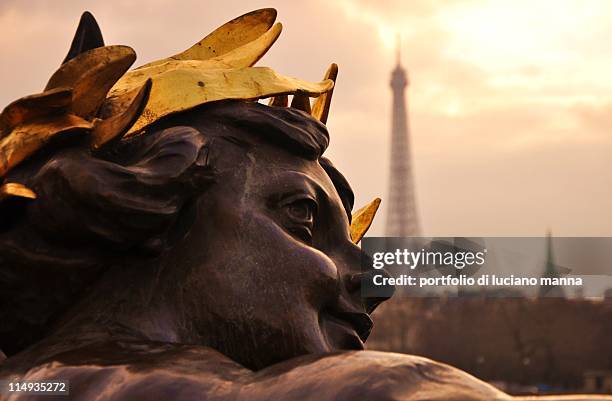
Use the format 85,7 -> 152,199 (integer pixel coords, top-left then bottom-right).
0,9 -> 609,401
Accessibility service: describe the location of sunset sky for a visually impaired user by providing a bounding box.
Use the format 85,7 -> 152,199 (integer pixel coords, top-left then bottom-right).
1,0 -> 611,236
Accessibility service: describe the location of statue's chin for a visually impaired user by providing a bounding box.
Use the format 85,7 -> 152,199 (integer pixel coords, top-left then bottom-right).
321,313 -> 366,351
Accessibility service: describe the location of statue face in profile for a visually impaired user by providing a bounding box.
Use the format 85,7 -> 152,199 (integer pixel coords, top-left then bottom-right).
130,102 -> 381,369
0,99 -> 385,371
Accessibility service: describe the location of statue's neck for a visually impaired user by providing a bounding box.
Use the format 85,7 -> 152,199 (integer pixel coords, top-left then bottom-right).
48,260 -> 186,347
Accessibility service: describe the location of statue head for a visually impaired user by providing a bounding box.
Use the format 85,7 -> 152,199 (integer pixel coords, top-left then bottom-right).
0,10 -> 388,370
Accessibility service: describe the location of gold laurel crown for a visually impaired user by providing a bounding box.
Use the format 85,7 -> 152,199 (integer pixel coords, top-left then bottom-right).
0,9 -> 379,243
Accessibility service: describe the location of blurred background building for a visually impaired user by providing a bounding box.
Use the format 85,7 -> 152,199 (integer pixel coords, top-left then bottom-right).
385,42 -> 420,237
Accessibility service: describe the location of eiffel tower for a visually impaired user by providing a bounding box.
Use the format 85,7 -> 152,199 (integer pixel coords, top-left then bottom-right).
385,42 -> 420,237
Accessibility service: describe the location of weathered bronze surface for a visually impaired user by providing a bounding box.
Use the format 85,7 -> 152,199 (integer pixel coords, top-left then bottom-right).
0,9 -> 610,401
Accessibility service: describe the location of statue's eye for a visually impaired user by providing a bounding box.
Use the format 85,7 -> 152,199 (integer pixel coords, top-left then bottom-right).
282,198 -> 316,243
286,199 -> 315,223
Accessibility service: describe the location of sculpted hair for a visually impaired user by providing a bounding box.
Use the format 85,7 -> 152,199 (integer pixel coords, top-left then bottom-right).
0,100 -> 354,356
0,123 -> 213,355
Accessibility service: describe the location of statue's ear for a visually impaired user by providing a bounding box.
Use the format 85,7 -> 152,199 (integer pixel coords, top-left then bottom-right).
62,11 -> 105,64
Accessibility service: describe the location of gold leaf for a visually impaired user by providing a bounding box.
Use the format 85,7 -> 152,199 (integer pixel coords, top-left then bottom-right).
139,8 -> 277,68
0,88 -> 72,138
312,63 -> 338,124
205,22 -> 282,69
45,45 -> 136,119
0,114 -> 93,177
0,182 -> 36,202
45,45 -> 135,90
350,198 -> 381,244
109,67 -> 334,137
109,23 -> 282,100
92,79 -> 151,150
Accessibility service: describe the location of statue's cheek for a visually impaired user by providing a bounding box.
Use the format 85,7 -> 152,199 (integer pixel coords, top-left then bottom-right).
243,213 -> 340,305
294,247 -> 341,307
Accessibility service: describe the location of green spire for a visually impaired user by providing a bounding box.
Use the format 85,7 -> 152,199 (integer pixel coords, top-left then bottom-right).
538,230 -> 566,298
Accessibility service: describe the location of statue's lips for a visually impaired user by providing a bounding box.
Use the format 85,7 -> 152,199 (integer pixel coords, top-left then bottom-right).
324,309 -> 373,346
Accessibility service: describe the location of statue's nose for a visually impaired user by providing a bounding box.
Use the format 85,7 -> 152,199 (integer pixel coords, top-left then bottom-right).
346,270 -> 395,314
341,242 -> 395,314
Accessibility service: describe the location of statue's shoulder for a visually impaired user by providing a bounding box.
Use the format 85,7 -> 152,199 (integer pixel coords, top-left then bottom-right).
1,344 -> 508,401
250,350 -> 509,401
0,340 -> 250,401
